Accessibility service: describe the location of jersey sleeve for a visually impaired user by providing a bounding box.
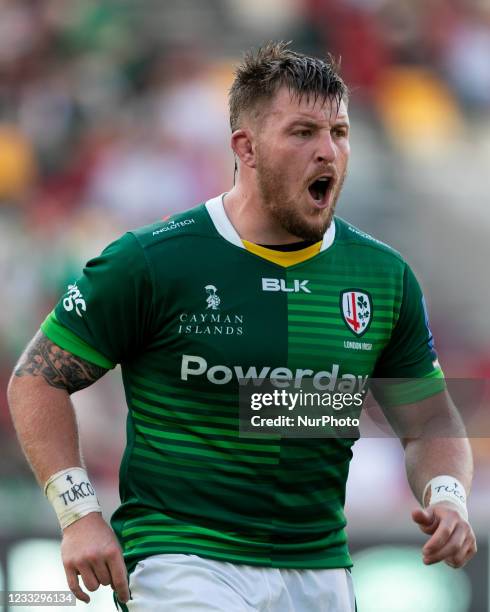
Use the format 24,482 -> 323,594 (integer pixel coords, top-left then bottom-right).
371,263 -> 445,406
41,232 -> 154,367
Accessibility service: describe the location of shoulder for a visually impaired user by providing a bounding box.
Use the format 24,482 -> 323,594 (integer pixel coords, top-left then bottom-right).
85,203 -> 215,277
334,217 -> 405,266
129,203 -> 215,250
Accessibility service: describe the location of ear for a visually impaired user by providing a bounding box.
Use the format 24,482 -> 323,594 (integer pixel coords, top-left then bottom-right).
231,129 -> 256,169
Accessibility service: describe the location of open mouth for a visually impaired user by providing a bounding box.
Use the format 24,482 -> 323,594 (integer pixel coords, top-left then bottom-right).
308,176 -> 333,204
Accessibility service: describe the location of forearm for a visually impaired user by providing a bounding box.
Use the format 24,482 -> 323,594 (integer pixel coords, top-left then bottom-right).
406,427 -> 476,569
404,434 -> 473,505
7,375 -> 82,487
7,330 -> 107,488
7,336 -> 128,604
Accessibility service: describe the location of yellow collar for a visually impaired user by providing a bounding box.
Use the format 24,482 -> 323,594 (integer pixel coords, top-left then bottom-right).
242,240 -> 322,267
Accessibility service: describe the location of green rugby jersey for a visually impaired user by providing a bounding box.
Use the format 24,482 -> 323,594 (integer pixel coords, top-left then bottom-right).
41,195 -> 444,571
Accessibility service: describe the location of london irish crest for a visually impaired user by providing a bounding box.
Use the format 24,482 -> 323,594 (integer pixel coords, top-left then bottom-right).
340,290 -> 372,336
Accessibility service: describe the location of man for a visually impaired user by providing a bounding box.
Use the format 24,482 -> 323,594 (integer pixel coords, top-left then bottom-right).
8,42 -> 476,611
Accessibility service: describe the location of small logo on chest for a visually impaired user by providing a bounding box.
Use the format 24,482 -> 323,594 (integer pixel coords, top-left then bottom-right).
177,284 -> 244,336
262,278 -> 311,293
340,290 -> 372,337
205,284 -> 220,310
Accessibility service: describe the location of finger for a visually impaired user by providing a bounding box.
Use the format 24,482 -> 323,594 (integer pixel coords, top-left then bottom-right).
447,536 -> 478,568
92,560 -> 113,587
107,549 -> 130,603
412,508 -> 434,525
423,518 -> 457,557
446,540 -> 473,568
423,524 -> 466,565
64,565 -> 90,604
78,563 -> 101,592
412,508 -> 438,534
446,546 -> 470,569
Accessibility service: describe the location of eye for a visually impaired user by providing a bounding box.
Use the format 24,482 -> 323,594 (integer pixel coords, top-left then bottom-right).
333,127 -> 348,138
294,129 -> 313,138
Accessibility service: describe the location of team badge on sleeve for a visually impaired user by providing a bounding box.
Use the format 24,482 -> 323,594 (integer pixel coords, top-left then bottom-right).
62,283 -> 86,317
340,290 -> 372,336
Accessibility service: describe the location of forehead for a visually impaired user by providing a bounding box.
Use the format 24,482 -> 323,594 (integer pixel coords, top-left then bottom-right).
265,86 -> 349,126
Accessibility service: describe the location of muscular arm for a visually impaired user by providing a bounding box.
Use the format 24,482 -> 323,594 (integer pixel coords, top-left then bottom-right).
7,330 -> 107,485
382,390 -> 476,567
13,329 -> 107,391
7,330 -> 129,604
383,390 -> 473,502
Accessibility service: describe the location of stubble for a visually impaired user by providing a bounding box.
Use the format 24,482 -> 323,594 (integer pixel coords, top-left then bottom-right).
256,153 -> 345,242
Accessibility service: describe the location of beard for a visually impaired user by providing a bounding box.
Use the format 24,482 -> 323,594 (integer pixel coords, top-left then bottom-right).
255,152 -> 346,242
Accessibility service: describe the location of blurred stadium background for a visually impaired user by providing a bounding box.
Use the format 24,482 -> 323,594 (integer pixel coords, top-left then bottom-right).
0,0 -> 489,610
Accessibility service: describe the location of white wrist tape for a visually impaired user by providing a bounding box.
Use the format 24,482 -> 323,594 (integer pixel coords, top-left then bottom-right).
423,475 -> 468,520
44,467 -> 102,530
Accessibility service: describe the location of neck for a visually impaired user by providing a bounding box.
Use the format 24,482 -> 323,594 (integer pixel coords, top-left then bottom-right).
223,183 -> 307,245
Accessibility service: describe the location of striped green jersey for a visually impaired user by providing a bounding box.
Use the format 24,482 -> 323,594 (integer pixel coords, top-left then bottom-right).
41,195 -> 443,572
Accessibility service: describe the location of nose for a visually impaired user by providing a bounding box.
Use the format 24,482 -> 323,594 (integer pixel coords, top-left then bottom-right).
316,134 -> 337,163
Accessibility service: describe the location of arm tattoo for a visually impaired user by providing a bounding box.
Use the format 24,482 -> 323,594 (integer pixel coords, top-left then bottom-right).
14,331 -> 108,393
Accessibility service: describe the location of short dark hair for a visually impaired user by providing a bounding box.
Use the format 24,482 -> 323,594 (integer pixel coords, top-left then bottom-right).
229,41 -> 348,132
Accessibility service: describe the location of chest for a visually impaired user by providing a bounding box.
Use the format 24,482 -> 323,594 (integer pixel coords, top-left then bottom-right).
142,248 -> 402,389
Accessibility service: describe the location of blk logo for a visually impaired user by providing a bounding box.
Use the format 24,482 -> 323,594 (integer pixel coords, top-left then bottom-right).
262,278 -> 311,293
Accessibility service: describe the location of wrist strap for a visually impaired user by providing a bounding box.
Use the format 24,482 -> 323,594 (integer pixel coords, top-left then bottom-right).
423,475 -> 468,520
44,467 -> 102,530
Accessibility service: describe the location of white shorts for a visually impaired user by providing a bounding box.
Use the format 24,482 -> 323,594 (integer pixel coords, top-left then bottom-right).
122,553 -> 356,611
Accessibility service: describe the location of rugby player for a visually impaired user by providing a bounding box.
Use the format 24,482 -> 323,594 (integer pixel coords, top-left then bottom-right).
7,42 -> 476,611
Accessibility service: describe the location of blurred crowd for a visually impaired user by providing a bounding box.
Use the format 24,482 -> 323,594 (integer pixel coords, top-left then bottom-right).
0,0 -> 489,518
302,0 -> 490,111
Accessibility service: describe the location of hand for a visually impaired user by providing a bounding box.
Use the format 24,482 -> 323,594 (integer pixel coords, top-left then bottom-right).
412,502 -> 477,568
61,512 -> 130,604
